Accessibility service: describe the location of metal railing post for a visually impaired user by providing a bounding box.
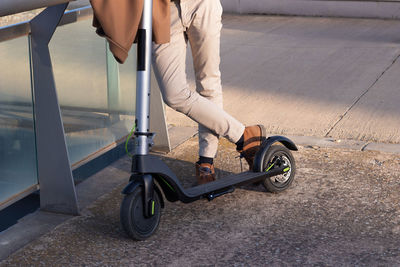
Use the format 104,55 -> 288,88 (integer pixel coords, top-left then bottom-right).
29,2 -> 79,215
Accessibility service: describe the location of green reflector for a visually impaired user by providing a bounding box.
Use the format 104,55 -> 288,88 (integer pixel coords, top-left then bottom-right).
284,167 -> 290,172
151,200 -> 155,215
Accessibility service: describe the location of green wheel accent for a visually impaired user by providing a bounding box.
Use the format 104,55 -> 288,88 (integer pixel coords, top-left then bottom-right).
266,162 -> 275,172
262,145 -> 296,193
151,200 -> 155,215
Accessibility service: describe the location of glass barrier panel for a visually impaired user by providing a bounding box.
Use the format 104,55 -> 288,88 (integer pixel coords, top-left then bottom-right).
49,19 -> 137,165
0,36 -> 38,205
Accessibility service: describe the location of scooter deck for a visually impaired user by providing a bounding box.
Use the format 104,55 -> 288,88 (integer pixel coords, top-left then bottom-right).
185,168 -> 283,198
132,154 -> 285,202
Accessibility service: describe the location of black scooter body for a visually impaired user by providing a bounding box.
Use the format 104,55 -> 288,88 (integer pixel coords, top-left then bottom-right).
122,135 -> 297,205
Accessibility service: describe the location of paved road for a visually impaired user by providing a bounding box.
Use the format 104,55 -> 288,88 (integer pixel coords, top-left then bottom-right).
1,137 -> 399,266
167,14 -> 400,144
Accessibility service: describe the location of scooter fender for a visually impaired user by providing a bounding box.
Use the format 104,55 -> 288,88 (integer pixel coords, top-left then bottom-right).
121,175 -> 142,195
122,174 -> 164,215
253,136 -> 298,172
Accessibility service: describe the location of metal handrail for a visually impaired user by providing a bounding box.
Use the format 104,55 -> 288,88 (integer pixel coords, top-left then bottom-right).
0,0 -> 74,17
0,6 -> 92,43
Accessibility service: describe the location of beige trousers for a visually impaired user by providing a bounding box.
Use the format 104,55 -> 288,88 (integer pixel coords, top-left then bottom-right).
152,0 -> 245,158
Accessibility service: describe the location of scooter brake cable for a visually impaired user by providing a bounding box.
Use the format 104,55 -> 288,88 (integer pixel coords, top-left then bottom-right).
125,123 -> 136,157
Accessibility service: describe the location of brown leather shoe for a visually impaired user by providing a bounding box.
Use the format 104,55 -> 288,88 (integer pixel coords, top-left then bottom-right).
195,163 -> 216,185
237,125 -> 266,170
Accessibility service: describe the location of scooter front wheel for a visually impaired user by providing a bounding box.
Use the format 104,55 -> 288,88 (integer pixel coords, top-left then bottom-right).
262,145 -> 296,193
120,186 -> 161,240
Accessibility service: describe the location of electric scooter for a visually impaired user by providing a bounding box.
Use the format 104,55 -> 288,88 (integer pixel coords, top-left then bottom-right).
120,0 -> 298,240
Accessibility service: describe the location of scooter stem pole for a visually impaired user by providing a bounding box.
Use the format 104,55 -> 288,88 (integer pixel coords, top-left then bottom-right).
135,0 -> 153,155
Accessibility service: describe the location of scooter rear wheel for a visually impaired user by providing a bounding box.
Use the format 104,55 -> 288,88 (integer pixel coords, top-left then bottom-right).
120,186 -> 161,240
262,145 -> 296,193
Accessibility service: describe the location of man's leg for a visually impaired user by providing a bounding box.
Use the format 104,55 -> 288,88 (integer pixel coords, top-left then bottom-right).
185,0 -> 224,160
180,0 -> 265,171
152,2 -> 245,146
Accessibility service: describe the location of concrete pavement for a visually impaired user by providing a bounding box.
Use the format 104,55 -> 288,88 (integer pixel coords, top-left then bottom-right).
168,14 -> 400,144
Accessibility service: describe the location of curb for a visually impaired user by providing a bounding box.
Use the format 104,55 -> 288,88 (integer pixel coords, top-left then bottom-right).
169,126 -> 400,155
285,134 -> 400,155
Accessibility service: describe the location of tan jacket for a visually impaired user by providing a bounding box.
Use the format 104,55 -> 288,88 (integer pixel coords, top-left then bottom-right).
90,0 -> 170,63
